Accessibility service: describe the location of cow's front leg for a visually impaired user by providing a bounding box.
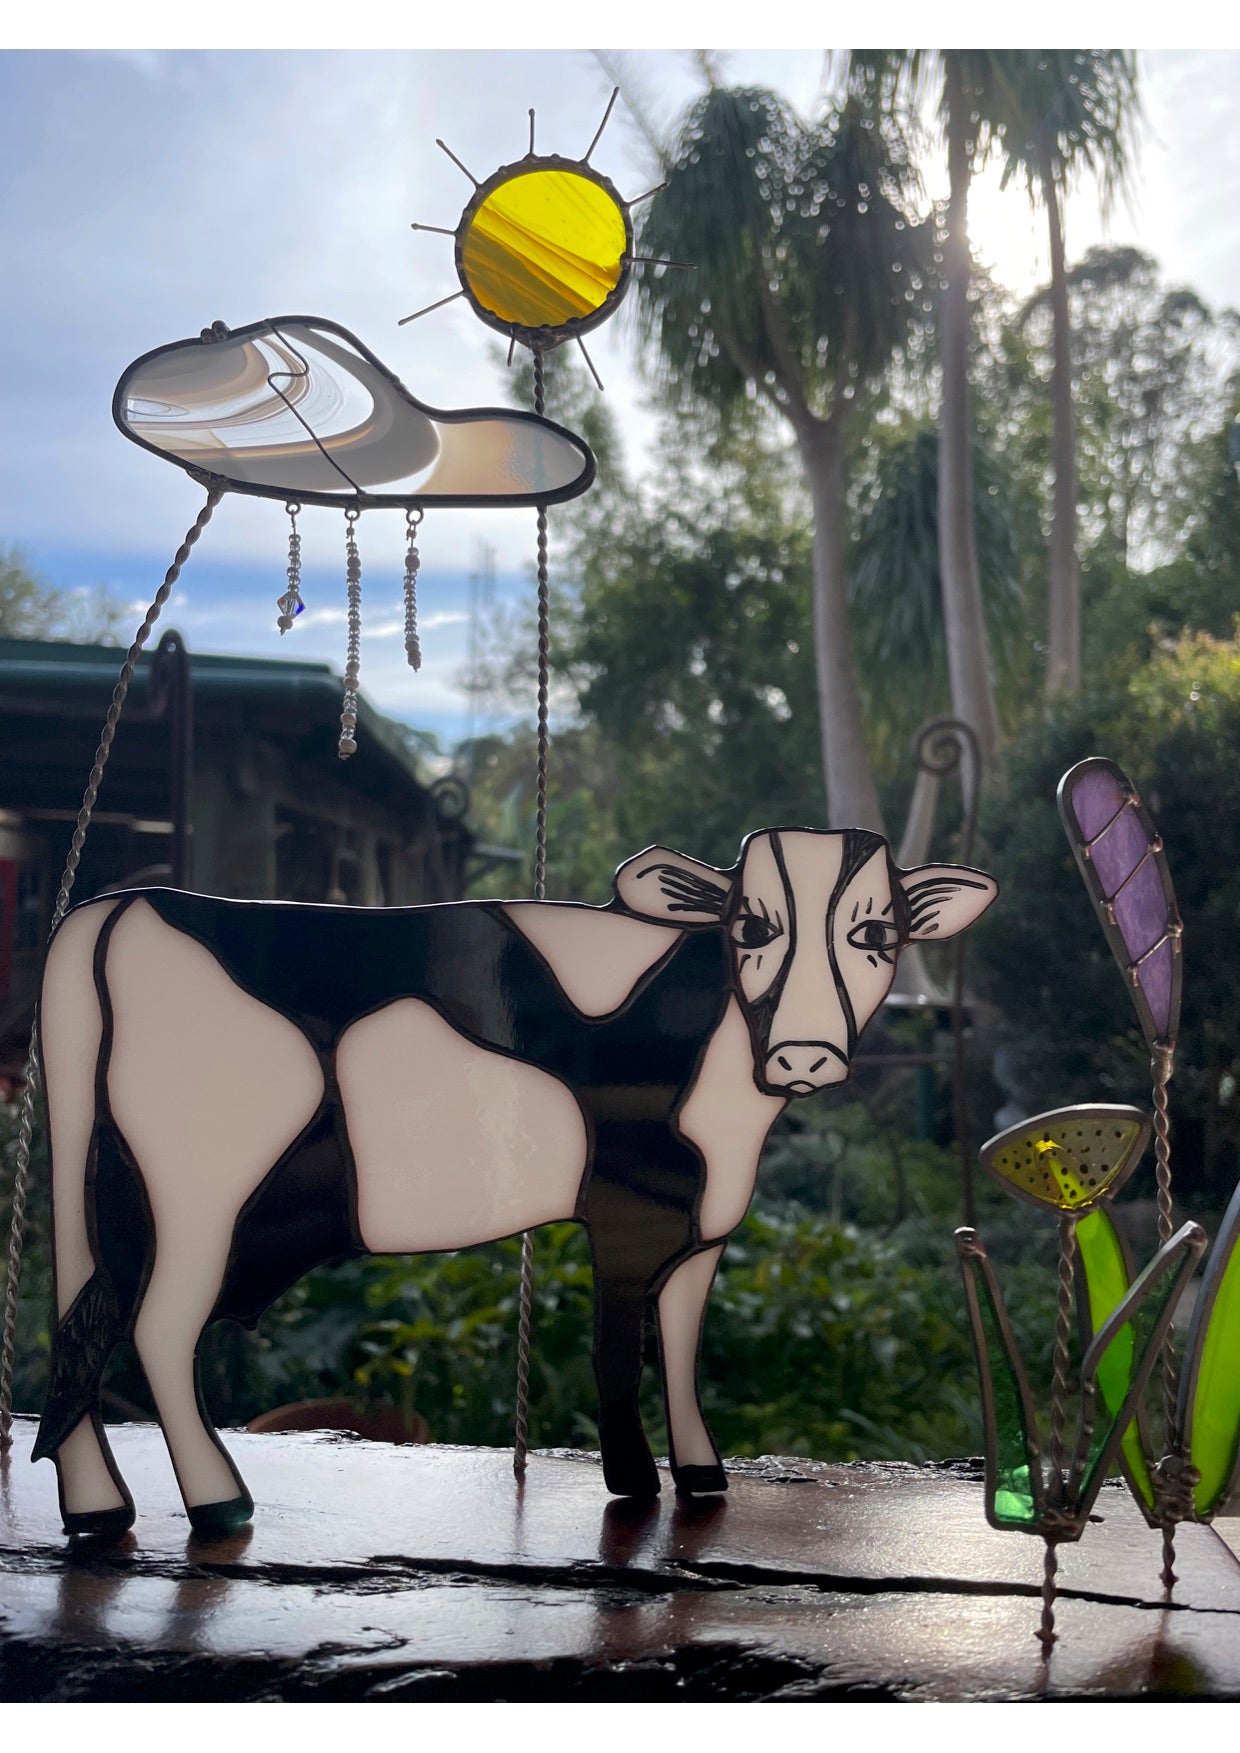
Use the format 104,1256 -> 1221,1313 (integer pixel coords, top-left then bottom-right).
591,1272 -> 660,1500
656,1244 -> 727,1495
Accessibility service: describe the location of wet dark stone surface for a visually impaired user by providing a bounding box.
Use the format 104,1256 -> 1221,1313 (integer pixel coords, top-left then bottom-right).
3,1416 -> 1240,1701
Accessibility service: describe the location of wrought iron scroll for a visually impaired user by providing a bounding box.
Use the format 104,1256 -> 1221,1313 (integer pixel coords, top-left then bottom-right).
910,718 -> 981,1224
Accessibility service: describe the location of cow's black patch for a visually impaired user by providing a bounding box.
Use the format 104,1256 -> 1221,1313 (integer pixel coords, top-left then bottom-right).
91,1119 -> 154,1331
130,890 -> 730,1319
214,1100 -> 362,1327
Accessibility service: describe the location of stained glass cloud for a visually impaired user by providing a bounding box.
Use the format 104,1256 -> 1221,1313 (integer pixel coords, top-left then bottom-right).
114,317 -> 596,511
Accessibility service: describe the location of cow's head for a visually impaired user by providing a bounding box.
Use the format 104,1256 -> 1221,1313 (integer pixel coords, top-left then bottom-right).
614,828 -> 998,1098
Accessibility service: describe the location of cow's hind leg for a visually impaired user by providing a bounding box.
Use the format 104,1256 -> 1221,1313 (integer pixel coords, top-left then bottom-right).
132,1218 -> 254,1534
104,899 -> 324,1532
656,1245 -> 727,1495
37,898 -> 135,1534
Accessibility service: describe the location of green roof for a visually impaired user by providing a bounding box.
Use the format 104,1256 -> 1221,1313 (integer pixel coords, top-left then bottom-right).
0,636 -> 429,795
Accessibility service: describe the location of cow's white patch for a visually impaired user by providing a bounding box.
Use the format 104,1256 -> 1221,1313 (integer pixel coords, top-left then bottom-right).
340,998 -> 588,1253
42,898 -> 122,1317
730,833 -> 795,1006
501,903 -> 682,1018
106,901 -> 324,1509
677,996 -> 786,1241
831,845 -> 900,1027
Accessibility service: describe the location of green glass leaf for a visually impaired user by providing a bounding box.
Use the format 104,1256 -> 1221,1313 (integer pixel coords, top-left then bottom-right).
956,1230 -> 1043,1530
1075,1208 -> 1155,1512
1073,1221 -> 1206,1519
1180,1182 -> 1240,1518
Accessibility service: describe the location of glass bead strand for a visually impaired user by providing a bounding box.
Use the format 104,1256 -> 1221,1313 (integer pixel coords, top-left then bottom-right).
338,507 -> 362,759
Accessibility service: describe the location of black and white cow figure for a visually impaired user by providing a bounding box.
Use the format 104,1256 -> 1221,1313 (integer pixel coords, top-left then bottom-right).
36,826 -> 997,1535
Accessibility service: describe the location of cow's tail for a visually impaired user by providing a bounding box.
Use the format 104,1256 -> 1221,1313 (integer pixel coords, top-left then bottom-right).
33,1270 -> 123,1461
31,897 -> 126,1464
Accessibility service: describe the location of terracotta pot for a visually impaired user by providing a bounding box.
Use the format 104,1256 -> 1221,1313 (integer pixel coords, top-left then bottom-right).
247,1397 -> 429,1445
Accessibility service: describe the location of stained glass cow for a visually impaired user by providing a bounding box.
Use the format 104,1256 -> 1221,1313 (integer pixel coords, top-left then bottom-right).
35,827 -> 997,1534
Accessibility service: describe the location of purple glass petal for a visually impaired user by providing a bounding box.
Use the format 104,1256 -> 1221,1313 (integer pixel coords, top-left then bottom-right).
1112,857 -> 1168,961
1070,765 -> 1126,840
1138,936 -> 1174,1039
1090,804 -> 1150,900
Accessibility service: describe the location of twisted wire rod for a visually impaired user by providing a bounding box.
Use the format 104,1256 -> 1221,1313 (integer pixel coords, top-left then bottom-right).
1036,1214 -> 1078,1653
1151,1043 -> 1180,1587
514,348 -> 551,1479
0,487 -> 224,1448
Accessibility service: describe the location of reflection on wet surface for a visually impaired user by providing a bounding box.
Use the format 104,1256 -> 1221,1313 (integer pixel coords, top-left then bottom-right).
4,1418 -> 1240,1700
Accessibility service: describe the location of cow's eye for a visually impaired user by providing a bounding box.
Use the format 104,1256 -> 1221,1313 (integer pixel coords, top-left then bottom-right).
732,912 -> 780,949
846,920 -> 901,960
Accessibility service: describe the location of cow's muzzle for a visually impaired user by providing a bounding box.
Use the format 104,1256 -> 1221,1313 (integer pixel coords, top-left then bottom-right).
763,1040 -> 849,1095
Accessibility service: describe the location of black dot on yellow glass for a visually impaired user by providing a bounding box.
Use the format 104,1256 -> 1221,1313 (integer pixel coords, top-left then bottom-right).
459,169 -> 627,330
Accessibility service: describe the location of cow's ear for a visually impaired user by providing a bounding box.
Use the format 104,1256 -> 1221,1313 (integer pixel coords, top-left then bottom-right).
899,865 -> 998,941
613,846 -> 734,926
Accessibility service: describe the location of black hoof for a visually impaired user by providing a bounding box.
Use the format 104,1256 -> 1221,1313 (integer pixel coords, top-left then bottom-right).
673,1463 -> 728,1496
187,1491 -> 254,1536
602,1455 -> 661,1501
63,1502 -> 136,1541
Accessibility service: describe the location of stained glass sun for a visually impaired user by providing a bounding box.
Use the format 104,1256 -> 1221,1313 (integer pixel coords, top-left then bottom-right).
400,91 -> 675,389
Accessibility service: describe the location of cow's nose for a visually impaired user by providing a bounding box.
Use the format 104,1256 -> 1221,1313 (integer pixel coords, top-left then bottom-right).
764,1042 -> 848,1095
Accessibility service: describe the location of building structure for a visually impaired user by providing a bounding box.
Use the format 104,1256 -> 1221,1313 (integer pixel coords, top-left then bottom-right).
0,633 -> 481,1076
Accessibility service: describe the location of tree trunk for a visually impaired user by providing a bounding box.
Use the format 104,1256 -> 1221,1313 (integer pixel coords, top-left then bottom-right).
937,66 -> 1001,771
799,418 -> 885,835
1043,149 -> 1081,696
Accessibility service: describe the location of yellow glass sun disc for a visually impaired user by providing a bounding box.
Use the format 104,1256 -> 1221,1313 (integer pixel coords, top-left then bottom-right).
459,168 -> 628,333
980,1107 -> 1150,1215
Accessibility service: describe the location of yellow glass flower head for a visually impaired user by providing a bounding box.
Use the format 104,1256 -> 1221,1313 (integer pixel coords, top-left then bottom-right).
979,1106 -> 1151,1216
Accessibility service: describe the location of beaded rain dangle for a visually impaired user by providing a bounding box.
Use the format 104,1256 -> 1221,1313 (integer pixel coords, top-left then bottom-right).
277,502 -> 305,633
403,509 -> 423,673
339,509 -> 362,758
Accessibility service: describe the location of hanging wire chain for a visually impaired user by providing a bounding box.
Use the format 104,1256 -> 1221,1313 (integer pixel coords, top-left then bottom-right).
403,507 -> 424,672
338,507 -> 362,759
0,485 -> 224,1449
277,501 -> 304,632
514,347 -> 551,1479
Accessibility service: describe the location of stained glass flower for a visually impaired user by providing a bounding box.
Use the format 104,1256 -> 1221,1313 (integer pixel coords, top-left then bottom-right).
979,1105 -> 1151,1215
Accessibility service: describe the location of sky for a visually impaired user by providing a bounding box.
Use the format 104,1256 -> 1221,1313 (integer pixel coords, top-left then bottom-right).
2,44 -> 1238,744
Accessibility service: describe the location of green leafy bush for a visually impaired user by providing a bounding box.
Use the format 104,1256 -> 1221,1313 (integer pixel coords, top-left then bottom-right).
1,1098 -> 1061,1467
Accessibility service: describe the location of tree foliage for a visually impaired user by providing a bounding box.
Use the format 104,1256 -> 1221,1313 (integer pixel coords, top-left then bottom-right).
848,421 -> 1027,760
637,87 -> 930,421
972,626 -> 1240,1207
633,81 -> 932,832
0,547 -> 125,644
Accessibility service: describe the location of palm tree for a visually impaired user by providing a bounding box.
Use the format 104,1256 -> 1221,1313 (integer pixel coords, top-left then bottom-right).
849,422 -> 1026,768
985,51 -> 1141,696
846,51 -> 1006,772
634,85 -> 928,834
